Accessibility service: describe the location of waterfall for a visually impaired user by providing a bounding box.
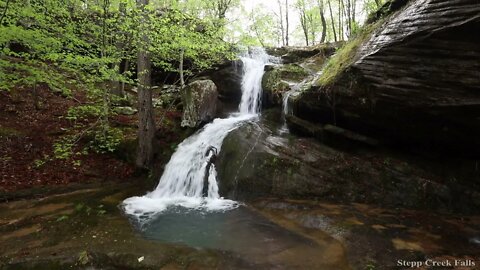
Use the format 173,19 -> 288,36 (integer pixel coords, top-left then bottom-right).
238,48 -> 271,114
123,48 -> 274,221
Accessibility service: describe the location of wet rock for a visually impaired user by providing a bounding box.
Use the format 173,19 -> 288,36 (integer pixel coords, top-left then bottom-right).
204,60 -> 243,103
291,0 -> 480,156
181,80 -> 218,128
216,113 -> 480,213
286,115 -> 323,139
262,64 -> 309,108
266,44 -> 339,64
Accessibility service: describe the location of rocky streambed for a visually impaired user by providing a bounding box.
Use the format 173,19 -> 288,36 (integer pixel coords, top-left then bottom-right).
1,108 -> 479,269
0,179 -> 478,269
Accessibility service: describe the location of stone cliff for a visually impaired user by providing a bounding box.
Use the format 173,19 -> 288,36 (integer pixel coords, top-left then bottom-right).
288,0 -> 480,156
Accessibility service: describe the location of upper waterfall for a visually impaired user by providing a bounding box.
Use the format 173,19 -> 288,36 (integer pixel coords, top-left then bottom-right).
238,48 -> 272,114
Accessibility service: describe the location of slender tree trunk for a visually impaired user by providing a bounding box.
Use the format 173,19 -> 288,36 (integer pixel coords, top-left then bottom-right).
101,0 -> 111,138
346,0 -> 352,37
352,0 -> 356,33
179,48 -> 185,88
307,13 -> 316,45
327,0 -> 337,42
33,80 -> 40,110
252,22 -> 266,47
338,0 -> 343,40
113,2 -> 126,97
299,8 -> 309,46
121,59 -> 129,96
317,0 -> 327,43
340,0 -> 350,38
285,0 -> 289,46
136,0 -> 155,169
277,0 -> 285,46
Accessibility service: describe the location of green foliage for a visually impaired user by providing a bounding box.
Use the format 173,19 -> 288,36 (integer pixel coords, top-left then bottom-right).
74,202 -> 107,216
244,4 -> 279,47
0,0 -> 240,170
78,250 -> 90,266
53,137 -> 76,160
364,261 -> 377,270
56,215 -> 69,222
33,155 -> 51,169
88,126 -> 123,153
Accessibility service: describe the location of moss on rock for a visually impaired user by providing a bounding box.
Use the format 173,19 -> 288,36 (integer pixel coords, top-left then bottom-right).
262,64 -> 309,107
315,19 -> 384,87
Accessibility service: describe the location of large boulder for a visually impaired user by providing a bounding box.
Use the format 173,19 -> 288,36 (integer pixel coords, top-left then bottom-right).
216,111 -> 480,213
181,80 -> 218,128
289,0 -> 480,156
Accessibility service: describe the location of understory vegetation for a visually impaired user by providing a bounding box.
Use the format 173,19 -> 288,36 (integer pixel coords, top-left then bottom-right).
0,0 -> 389,190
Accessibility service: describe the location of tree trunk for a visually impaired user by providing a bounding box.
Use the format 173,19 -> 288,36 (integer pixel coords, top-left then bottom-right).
136,0 -> 155,170
299,8 -> 309,46
285,0 -> 289,46
317,0 -> 327,43
277,0 -> 285,46
179,48 -> 185,88
307,13 -> 316,45
350,0 -> 357,32
346,0 -> 352,37
327,0 -> 337,42
112,1 -> 126,97
338,0 -> 343,40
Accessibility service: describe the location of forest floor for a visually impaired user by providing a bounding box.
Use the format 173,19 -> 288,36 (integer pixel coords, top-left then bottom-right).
0,84 -> 184,200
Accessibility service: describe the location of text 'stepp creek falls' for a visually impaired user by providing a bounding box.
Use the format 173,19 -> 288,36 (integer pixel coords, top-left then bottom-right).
1,1 -> 479,269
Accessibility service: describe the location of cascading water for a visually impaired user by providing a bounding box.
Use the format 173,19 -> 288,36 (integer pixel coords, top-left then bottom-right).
123,48 -> 274,221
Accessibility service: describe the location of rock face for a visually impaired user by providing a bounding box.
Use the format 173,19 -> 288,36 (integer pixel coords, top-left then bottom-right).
262,44 -> 339,108
215,111 -> 480,213
266,44 -> 339,64
205,60 -> 243,103
289,0 -> 480,156
181,80 -> 218,128
262,64 -> 309,107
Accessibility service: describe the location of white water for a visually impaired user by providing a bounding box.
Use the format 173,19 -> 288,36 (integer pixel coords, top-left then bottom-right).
123,48 -> 273,220
238,48 -> 272,114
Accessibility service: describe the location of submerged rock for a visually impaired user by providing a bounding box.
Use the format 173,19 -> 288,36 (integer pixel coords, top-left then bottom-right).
290,0 -> 480,156
181,80 -> 218,128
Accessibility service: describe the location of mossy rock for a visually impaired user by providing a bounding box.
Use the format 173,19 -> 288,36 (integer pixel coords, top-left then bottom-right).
261,64 -> 309,107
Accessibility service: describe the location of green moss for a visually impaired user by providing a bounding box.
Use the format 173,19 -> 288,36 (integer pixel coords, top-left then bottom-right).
262,64 -> 308,96
315,20 -> 383,87
314,0 -> 410,88
279,64 -> 309,81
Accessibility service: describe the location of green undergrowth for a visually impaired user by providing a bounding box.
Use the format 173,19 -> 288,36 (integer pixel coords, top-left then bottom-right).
0,58 -> 74,96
